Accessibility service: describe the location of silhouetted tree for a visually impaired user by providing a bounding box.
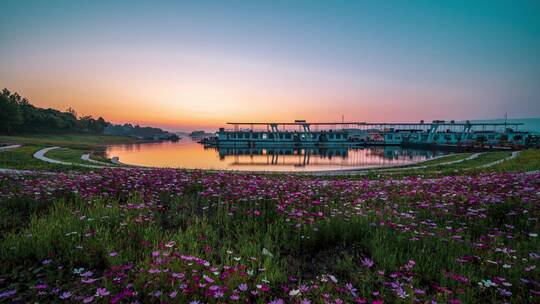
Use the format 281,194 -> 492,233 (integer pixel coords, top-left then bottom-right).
0,88 -> 169,138
0,89 -> 23,134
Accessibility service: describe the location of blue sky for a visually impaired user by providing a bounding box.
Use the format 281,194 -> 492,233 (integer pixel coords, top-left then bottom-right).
1,1 -> 539,129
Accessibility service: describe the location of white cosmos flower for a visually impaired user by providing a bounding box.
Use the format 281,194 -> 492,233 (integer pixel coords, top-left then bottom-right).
289,289 -> 301,296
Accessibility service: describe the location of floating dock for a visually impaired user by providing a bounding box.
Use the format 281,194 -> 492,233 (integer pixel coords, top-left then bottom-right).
203,120 -> 533,149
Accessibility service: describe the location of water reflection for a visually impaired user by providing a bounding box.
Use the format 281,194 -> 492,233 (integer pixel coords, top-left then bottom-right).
106,138 -> 449,171
212,146 -> 446,168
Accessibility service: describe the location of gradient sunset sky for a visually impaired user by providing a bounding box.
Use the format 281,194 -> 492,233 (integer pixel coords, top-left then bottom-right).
1,1 -> 539,131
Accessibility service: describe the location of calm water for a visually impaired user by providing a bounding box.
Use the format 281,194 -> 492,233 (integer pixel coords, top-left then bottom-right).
106,138 -> 450,172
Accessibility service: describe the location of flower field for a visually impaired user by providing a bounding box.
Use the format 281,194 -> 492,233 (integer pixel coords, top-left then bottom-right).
0,168 -> 539,303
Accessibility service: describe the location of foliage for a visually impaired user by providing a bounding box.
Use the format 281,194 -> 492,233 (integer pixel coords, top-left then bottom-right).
0,88 -> 174,139
0,90 -> 23,134
104,124 -> 179,140
0,89 -> 108,135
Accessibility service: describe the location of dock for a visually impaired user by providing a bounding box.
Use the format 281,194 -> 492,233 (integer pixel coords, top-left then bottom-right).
203,120 -> 535,149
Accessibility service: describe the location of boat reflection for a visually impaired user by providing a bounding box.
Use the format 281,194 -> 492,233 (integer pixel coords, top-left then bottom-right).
206,146 -> 445,168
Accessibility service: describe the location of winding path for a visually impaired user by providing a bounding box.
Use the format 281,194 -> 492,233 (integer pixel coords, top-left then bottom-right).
81,153 -> 114,166
0,144 -> 22,151
33,147 -> 140,169
475,151 -> 520,169
380,152 -> 483,172
0,168 -> 36,174
33,147 -> 105,169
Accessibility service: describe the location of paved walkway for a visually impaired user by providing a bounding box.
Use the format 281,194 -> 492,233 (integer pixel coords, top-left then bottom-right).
33,147 -> 105,169
379,152 -> 483,172
475,151 -> 520,169
0,168 -> 37,174
0,144 -> 22,151
81,153 -> 114,166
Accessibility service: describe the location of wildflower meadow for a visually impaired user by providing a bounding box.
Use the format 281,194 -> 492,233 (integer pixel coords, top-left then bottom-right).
0,169 -> 539,303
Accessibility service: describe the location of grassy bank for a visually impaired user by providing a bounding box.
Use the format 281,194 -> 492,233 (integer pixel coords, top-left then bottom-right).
0,145 -> 90,171
490,149 -> 540,172
0,134 -> 139,150
376,151 -> 514,178
45,148 -> 118,166
401,152 -> 473,167
0,134 -> 137,170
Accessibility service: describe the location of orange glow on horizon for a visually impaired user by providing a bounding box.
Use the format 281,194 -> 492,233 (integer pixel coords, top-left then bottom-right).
2,77 -> 473,132
0,49 -> 493,132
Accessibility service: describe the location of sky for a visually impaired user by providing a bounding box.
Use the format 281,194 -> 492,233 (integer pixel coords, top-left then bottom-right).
1,0 -> 539,131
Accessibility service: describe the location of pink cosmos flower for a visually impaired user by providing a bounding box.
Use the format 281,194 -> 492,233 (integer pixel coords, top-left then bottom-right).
59,291 -> 72,299
214,291 -> 224,298
35,284 -> 48,290
95,288 -> 110,297
361,257 -> 374,268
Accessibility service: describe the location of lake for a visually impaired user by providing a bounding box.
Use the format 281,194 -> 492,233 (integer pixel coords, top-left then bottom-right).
106,138 -> 450,172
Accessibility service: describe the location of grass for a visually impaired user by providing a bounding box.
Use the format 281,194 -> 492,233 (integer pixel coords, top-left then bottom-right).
45,147 -> 118,166
0,134 -> 138,150
489,149 -> 540,172
0,134 -> 135,170
0,145 -> 89,171
380,151 -> 513,178
400,152 -> 473,167
45,148 -> 90,165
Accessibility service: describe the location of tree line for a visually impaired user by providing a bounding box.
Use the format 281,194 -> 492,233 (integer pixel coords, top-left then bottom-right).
0,88 -> 109,135
0,88 -> 176,140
